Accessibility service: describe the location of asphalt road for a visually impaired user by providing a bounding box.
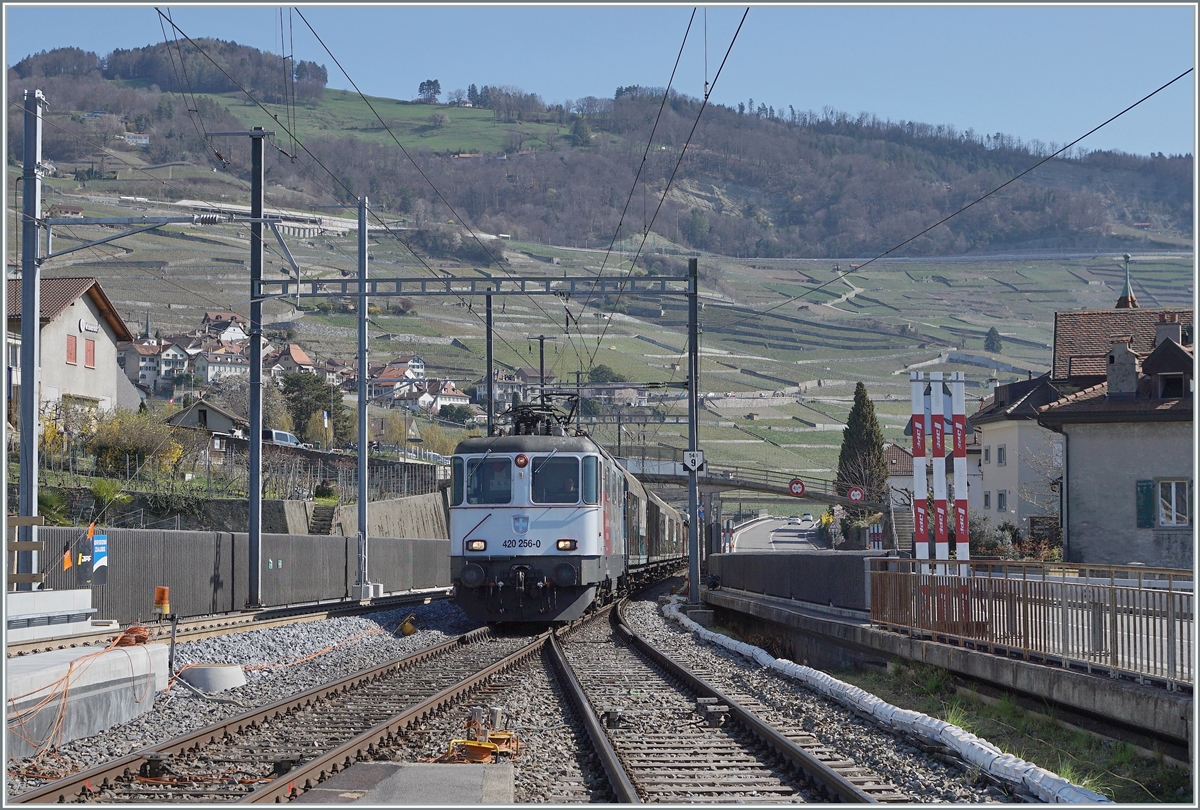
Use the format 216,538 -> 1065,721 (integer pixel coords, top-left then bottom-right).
733,517 -> 829,552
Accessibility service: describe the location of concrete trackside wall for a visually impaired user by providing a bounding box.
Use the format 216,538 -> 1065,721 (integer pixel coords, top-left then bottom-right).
333,493 -> 449,541
707,551 -> 879,611
705,587 -> 1192,747
38,528 -> 450,625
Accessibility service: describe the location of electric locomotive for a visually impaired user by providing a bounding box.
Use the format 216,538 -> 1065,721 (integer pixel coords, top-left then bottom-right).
449,404 -> 684,623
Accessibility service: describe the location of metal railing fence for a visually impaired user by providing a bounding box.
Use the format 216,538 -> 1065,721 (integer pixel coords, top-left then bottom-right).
869,559 -> 1193,690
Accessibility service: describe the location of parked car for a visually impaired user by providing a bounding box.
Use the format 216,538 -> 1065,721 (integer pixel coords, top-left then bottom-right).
263,429 -> 303,447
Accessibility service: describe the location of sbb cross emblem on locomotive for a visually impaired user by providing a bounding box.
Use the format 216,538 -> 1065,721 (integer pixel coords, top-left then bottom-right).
449,403 -> 685,622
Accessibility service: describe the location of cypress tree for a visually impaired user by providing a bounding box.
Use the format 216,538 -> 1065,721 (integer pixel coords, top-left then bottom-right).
985,327 -> 1003,353
836,382 -> 889,518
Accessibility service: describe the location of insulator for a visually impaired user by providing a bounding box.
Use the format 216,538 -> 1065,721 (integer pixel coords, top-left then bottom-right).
194,214 -> 223,225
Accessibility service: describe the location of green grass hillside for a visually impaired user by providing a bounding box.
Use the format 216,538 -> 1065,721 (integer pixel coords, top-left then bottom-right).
214,91 -> 571,154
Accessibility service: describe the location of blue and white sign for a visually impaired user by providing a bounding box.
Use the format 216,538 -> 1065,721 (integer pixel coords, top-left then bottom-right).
92,534 -> 108,585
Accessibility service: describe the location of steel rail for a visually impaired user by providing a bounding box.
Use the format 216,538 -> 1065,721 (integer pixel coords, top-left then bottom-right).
545,632 -> 641,803
614,602 -> 881,804
238,630 -> 550,803
9,626 -> 491,804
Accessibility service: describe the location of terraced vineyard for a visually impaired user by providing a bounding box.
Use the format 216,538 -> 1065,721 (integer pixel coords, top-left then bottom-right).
13,173 -> 1192,485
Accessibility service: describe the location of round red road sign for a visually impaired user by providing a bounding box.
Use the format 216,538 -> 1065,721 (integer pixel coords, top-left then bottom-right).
848,486 -> 865,503
788,479 -> 805,497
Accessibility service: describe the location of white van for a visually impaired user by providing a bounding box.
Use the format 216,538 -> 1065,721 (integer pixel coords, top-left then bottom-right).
263,429 -> 303,447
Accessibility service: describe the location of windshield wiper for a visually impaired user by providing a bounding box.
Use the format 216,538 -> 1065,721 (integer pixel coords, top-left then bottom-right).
533,448 -> 558,475
467,448 -> 493,477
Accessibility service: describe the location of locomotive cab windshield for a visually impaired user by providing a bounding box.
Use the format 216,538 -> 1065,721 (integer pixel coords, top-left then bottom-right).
466,457 -> 512,505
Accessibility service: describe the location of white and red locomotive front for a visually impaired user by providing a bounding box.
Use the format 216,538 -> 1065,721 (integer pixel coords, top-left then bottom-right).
449,434 -> 628,622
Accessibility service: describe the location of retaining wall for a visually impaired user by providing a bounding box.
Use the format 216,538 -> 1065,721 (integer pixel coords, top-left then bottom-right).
707,551 -> 880,611
38,527 -> 449,625
333,492 -> 449,541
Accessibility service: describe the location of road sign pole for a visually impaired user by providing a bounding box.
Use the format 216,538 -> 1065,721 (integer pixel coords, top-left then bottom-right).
687,258 -> 700,608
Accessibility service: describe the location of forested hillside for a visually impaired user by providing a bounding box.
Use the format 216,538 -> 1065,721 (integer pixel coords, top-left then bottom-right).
8,42 -> 1192,259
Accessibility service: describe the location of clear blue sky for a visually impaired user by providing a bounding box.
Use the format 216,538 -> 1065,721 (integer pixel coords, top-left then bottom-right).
5,4 -> 1196,157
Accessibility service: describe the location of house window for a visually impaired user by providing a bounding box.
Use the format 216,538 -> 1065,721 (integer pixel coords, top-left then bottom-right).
66,335 -> 77,365
1159,480 -> 1190,527
997,490 -> 1007,511
996,444 -> 1006,466
983,446 -> 990,464
983,491 -> 991,509
84,339 -> 95,369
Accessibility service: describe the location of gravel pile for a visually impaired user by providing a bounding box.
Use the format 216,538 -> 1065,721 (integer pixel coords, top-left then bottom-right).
622,597 -> 1011,804
5,601 -> 478,799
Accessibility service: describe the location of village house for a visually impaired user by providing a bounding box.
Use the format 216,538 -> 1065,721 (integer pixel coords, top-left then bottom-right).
7,277 -> 138,428
420,379 -> 470,413
971,374 -> 1063,537
1038,314 -> 1193,568
166,398 -> 247,460
194,352 -> 251,384
264,343 -> 316,375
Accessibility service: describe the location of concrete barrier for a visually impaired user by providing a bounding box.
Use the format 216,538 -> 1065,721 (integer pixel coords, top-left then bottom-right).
6,645 -> 168,761
708,551 -> 879,611
38,528 -> 452,625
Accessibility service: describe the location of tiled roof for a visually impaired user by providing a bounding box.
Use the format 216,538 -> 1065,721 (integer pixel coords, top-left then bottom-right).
285,344 -> 314,366
203,310 -> 246,323
972,375 -> 1061,425
1052,308 -> 1192,380
884,443 -> 914,476
1037,379 -> 1192,423
7,277 -> 133,340
201,352 -> 249,364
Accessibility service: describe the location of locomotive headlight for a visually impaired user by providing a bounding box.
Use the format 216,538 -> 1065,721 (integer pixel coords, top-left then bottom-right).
515,453 -> 529,468
466,539 -> 487,552
556,538 -> 577,551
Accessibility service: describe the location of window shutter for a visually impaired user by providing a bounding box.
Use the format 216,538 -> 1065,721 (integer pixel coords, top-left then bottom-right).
84,339 -> 96,368
1135,480 -> 1155,528
66,335 -> 77,364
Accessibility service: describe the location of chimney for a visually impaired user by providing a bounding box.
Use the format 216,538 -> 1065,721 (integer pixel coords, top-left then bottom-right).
1107,335 -> 1140,397
1154,312 -> 1182,348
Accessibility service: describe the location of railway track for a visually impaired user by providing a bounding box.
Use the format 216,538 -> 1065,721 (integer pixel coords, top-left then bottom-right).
13,592 -> 963,804
549,602 -> 908,803
10,627 -> 537,804
5,589 -> 452,658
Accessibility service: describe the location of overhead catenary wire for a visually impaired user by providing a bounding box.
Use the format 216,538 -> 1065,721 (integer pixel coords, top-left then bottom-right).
587,7 -> 749,369
713,65 -> 1197,332
17,103 -> 299,274
160,7 -> 225,165
290,7 -> 590,373
578,7 -> 696,317
152,11 -> 535,365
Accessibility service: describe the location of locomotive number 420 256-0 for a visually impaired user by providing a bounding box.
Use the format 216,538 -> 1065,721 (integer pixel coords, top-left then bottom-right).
502,538 -> 542,549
